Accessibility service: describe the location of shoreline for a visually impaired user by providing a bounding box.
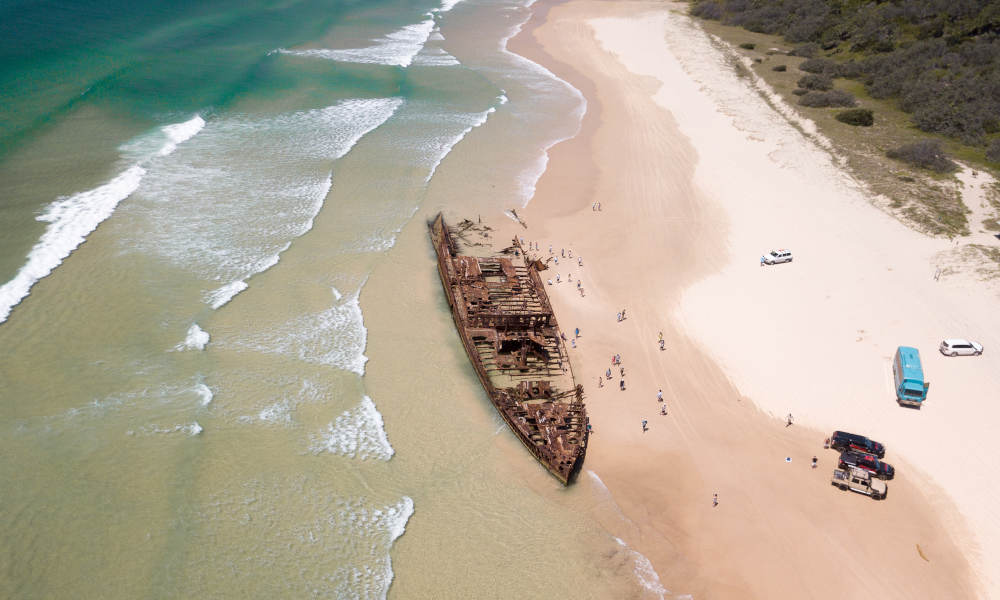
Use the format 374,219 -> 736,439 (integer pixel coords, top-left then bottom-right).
504,0 -> 981,597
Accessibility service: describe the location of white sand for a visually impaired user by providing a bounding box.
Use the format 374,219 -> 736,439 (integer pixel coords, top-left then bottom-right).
585,8 -> 1000,596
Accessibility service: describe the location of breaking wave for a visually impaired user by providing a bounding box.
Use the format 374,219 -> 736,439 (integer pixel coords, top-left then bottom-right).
0,114 -> 206,326
228,282 -> 368,375
613,537 -> 669,599
310,396 -> 394,460
174,323 -> 210,351
279,17 -> 436,68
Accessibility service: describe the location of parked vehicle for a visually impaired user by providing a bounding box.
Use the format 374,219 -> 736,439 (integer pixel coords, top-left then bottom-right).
829,430 -> 885,458
831,467 -> 886,500
761,249 -> 793,265
939,339 -> 983,357
893,346 -> 928,407
839,450 -> 894,480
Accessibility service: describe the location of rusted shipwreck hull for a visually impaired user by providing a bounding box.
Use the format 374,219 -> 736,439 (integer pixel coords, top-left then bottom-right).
429,213 -> 588,484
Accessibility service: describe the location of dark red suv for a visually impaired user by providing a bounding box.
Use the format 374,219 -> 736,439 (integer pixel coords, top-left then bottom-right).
839,450 -> 895,480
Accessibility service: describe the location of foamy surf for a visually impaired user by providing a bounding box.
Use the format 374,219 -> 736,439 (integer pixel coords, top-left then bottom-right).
499,9 -> 587,207
0,114 -> 207,326
133,422 -> 204,437
310,396 -> 394,460
613,537 -> 669,599
327,496 -> 415,599
0,165 -> 145,324
230,283 -> 368,375
158,115 -> 206,157
206,280 -> 249,309
424,95 -> 506,183
174,323 -> 210,351
127,100 -> 400,303
278,16 -> 436,68
194,382 -> 213,406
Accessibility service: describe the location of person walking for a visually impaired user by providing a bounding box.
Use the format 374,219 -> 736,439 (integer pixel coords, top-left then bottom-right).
712,493 -> 719,507
620,379 -> 626,391
660,404 -> 667,416
657,389 -> 663,402
574,327 -> 580,338
606,368 -> 612,380
598,377 -> 603,388
786,413 -> 794,427
641,419 -> 648,432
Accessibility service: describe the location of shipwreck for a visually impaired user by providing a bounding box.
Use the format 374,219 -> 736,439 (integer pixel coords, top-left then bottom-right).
429,213 -> 588,484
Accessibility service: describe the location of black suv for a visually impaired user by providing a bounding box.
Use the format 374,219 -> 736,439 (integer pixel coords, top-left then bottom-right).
838,450 -> 895,480
830,430 -> 885,458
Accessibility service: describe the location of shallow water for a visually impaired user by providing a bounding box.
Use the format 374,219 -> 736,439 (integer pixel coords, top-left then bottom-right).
0,0 -> 664,597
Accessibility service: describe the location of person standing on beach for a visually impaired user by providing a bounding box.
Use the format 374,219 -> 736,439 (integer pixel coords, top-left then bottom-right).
617,312 -> 622,322
657,389 -> 663,402
713,493 -> 719,507
786,413 -> 794,427
575,327 -> 580,338
620,379 -> 625,391
577,257 -> 583,267
598,377 -> 603,388
621,308 -> 626,320
606,367 -> 612,379
641,419 -> 648,432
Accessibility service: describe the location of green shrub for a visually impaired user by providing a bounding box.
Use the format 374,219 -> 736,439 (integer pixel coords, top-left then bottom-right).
835,108 -> 874,126
792,88 -> 809,96
690,1 -> 722,20
772,64 -> 787,72
789,43 -> 819,58
798,58 -> 837,74
797,73 -> 833,90
986,140 -> 1000,163
886,140 -> 957,173
798,90 -> 856,107
739,42 -> 756,50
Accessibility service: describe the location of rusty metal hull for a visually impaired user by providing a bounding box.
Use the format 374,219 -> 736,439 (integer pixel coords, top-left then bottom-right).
429,213 -> 588,484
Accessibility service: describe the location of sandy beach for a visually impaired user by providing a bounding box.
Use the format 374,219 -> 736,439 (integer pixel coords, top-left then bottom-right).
501,0 -> 998,597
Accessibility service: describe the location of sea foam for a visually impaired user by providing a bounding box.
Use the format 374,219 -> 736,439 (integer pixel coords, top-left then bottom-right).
424,94 -> 507,183
279,16 -> 436,68
310,396 -> 394,460
0,165 -> 145,324
123,100 -> 400,307
0,114 -> 205,326
175,323 -> 210,351
230,283 -> 368,375
194,382 -> 213,406
614,537 -> 669,599
158,115 -> 206,157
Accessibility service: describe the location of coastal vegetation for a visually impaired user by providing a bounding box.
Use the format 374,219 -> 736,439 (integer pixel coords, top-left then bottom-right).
690,0 -> 1000,148
687,1 -> 1000,239
836,108 -> 874,127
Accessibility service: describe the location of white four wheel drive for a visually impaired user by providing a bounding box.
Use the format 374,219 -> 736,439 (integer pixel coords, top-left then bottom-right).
939,338 -> 984,356
761,249 -> 793,265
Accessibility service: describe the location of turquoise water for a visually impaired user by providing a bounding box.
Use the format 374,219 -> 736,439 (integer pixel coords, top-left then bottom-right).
0,0 -> 663,597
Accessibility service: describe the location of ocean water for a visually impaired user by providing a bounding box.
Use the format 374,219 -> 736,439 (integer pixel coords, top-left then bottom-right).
0,0 -> 662,597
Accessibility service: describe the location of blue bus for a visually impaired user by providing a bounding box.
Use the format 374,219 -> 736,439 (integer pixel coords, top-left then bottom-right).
893,346 -> 928,407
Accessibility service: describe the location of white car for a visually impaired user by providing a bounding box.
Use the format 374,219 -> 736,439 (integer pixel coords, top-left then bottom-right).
939,339 -> 983,356
761,249 -> 793,265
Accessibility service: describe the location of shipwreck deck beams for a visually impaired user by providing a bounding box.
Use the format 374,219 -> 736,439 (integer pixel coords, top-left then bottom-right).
430,213 -> 588,485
